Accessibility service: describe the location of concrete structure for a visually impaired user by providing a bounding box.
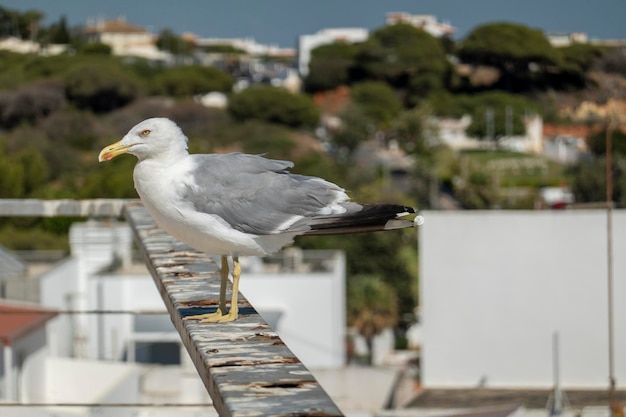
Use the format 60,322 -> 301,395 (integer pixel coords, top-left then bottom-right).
419,210 -> 626,389
298,28 -> 369,76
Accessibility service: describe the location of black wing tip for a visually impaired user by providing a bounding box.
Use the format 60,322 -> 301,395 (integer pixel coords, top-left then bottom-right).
305,203 -> 420,235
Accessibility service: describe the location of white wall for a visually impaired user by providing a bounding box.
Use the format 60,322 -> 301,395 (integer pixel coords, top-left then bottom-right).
420,210 -> 626,388
41,221 -> 134,359
44,357 -> 139,405
40,259 -> 79,358
87,274 -> 171,362
240,251 -> 346,369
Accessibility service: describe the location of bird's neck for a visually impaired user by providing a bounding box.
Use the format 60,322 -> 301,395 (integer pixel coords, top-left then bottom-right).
139,149 -> 188,167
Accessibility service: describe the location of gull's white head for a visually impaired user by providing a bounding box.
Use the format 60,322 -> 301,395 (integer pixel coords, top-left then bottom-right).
98,118 -> 189,162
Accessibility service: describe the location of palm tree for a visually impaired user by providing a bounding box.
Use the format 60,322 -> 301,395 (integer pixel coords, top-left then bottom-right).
347,275 -> 399,365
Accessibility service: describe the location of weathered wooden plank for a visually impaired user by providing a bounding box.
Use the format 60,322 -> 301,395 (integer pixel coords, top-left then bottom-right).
0,198 -> 137,217
124,202 -> 344,417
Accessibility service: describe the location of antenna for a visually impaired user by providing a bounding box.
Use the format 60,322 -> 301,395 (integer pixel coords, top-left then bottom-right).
546,332 -> 570,416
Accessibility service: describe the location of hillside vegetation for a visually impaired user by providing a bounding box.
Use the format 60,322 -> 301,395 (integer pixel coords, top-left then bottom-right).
1,6 -> 626,325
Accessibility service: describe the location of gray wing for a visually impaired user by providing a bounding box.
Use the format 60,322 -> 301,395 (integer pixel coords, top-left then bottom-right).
181,153 -> 350,235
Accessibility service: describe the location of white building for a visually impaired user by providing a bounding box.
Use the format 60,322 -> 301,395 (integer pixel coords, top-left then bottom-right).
431,113 -> 544,154
419,210 -> 626,388
38,220 -> 346,369
298,28 -> 369,76
82,17 -> 170,61
0,37 -> 68,55
190,35 -> 295,58
0,301 -> 57,402
547,32 -> 589,47
386,12 -> 456,38
431,115 -> 475,150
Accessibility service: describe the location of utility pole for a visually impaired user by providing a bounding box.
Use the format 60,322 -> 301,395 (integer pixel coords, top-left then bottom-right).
486,108 -> 494,148
605,114 -> 620,417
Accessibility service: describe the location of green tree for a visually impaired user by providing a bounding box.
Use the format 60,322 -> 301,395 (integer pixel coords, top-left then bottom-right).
587,127 -> 626,157
568,156 -> 626,207
430,91 -> 540,139
64,60 -> 141,112
350,81 -> 402,129
304,42 -> 359,93
152,66 -> 233,97
79,42 -> 112,55
458,22 -> 560,92
156,28 -> 195,55
301,227 -> 418,322
48,15 -> 71,44
228,85 -> 320,129
454,170 -> 498,209
331,104 -> 371,154
390,105 -> 435,155
0,144 -> 25,197
0,6 -> 43,40
550,43 -> 605,89
352,23 -> 449,100
42,110 -> 98,150
569,128 -> 626,207
212,120 -> 296,158
17,147 -> 49,196
348,275 -> 399,365
80,156 -> 137,198
558,43 -> 604,74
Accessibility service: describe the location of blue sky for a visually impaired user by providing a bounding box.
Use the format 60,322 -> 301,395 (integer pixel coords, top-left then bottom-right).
2,0 -> 625,47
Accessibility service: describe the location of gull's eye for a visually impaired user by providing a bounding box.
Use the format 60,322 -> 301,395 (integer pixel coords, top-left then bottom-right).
140,129 -> 151,137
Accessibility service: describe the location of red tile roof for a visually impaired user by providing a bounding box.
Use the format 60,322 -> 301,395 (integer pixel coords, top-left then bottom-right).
0,302 -> 58,346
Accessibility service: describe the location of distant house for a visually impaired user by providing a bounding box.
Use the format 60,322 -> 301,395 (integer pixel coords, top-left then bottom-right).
431,114 -> 546,155
0,37 -> 39,54
82,16 -> 170,61
0,301 -> 57,401
432,115 -> 475,150
0,37 -> 68,55
547,32 -> 589,47
386,12 -> 456,38
190,34 -> 295,58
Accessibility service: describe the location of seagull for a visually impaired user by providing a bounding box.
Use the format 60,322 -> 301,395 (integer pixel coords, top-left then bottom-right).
98,118 -> 422,322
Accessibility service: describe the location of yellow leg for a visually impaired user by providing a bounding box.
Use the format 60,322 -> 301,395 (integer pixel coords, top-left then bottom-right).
184,255 -> 240,323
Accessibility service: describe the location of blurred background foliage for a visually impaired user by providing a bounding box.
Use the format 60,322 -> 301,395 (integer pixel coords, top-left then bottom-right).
0,9 -> 624,323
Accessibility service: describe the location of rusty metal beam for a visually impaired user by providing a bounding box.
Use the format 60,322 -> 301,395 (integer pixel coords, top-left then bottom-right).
0,198 -> 136,217
124,202 -> 344,417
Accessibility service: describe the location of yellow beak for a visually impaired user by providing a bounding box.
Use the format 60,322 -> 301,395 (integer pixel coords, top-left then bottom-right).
98,140 -> 131,162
